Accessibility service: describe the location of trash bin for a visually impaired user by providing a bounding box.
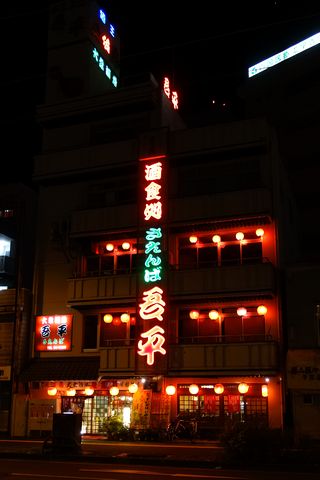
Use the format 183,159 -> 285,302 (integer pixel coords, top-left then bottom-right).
43,413 -> 82,454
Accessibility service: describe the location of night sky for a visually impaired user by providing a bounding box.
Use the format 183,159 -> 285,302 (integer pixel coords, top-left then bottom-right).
1,1 -> 320,184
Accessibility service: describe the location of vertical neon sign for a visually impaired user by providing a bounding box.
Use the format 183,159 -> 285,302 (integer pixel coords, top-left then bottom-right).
138,155 -> 167,366
163,77 -> 179,110
92,7 -> 119,87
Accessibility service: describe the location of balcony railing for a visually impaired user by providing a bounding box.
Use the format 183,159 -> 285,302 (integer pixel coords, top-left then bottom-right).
169,340 -> 279,374
99,337 -> 279,374
68,259 -> 275,305
176,334 -> 274,344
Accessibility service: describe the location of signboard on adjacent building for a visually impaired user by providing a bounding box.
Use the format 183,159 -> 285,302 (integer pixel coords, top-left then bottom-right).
34,314 -> 73,351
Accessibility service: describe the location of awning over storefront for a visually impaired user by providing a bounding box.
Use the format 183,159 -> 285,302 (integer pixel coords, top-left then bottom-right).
19,356 -> 100,382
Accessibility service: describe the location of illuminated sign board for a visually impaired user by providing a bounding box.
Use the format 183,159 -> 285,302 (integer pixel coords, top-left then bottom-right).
249,31 -> 320,77
138,155 -> 167,366
92,46 -> 118,87
35,315 -> 73,351
91,6 -> 119,87
163,77 -> 179,109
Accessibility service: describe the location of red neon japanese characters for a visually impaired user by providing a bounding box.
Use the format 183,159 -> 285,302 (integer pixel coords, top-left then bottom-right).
138,157 -> 167,365
163,77 -> 179,110
138,325 -> 166,365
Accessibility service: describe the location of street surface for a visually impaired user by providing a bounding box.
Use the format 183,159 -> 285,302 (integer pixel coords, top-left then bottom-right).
0,458 -> 320,480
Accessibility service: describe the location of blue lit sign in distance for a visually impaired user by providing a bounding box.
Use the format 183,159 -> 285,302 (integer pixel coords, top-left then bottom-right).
248,31 -> 320,78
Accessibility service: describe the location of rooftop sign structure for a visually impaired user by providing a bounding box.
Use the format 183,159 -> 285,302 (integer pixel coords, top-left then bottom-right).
248,31 -> 320,78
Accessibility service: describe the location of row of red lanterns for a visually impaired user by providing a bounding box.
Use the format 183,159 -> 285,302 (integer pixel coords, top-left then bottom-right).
189,305 -> 268,320
105,242 -> 131,252
189,229 -> 264,245
48,382 -> 268,397
47,383 -> 139,397
165,383 -> 268,397
103,313 -> 131,324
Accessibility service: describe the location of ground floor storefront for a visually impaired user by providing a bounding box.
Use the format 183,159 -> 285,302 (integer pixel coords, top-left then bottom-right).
12,374 -> 283,438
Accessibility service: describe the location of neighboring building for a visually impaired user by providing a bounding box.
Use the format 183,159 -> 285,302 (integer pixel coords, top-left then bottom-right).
242,31 -> 320,443
0,184 -> 36,436
14,0 -> 298,438
286,265 -> 320,442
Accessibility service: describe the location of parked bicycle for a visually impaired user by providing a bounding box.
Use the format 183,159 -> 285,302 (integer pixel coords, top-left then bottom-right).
167,415 -> 198,442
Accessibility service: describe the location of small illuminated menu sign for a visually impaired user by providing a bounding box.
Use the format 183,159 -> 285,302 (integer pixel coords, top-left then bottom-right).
35,315 -> 73,351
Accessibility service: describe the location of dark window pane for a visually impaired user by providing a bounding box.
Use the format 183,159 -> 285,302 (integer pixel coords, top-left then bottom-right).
116,254 -> 131,273
179,311 -> 198,342
83,315 -> 98,349
86,256 -> 100,274
221,245 -> 240,266
101,255 -> 114,274
243,315 -> 265,341
100,317 -> 127,346
223,316 -> 242,341
198,317 -> 220,341
179,248 -> 197,269
198,246 -> 218,268
242,242 -> 262,264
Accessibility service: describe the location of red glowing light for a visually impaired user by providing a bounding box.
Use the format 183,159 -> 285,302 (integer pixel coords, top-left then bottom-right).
139,155 -> 166,162
171,91 -> 179,110
101,35 -> 111,54
163,77 -> 170,98
138,325 -> 166,365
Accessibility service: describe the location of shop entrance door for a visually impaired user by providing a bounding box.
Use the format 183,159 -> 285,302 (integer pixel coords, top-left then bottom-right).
82,396 -> 109,434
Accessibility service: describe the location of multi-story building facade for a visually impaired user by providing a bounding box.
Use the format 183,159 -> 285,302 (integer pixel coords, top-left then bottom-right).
0,183 -> 35,436
14,0 -> 296,437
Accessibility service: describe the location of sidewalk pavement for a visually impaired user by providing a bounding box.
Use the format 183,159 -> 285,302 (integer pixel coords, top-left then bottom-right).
0,437 -> 225,468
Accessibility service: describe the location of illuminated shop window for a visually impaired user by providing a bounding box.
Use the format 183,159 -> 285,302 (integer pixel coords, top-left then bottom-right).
82,396 -> 110,434
179,395 -> 201,414
244,397 -> 268,420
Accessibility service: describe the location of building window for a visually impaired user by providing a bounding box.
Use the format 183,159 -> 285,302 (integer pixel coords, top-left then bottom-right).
242,242 -> 262,264
178,307 -> 266,344
179,395 -> 201,414
81,240 -> 139,277
221,244 -> 240,266
244,397 -> 268,420
177,231 -> 263,270
303,394 -> 313,405
83,315 -> 98,349
100,313 -> 135,347
178,309 -> 220,344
